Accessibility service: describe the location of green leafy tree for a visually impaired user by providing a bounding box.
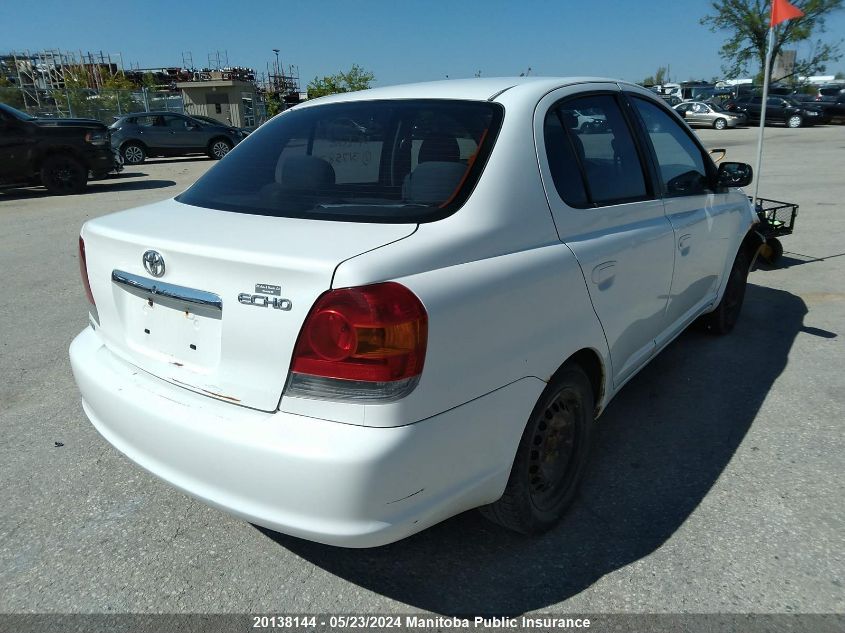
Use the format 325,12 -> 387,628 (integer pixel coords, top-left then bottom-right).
643,66 -> 668,85
307,64 -> 374,98
265,91 -> 283,117
63,66 -> 139,121
0,75 -> 25,108
701,0 -> 844,83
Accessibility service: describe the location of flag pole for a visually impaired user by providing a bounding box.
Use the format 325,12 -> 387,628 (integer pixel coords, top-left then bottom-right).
753,24 -> 776,203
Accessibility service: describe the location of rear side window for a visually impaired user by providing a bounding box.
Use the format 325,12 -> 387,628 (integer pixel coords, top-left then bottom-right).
630,97 -> 712,197
177,100 -> 502,223
545,94 -> 649,206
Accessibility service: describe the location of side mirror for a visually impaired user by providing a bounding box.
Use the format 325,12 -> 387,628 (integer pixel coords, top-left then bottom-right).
717,161 -> 753,188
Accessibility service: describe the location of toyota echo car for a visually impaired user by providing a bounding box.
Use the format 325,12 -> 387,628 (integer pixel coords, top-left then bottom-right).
71,78 -> 760,547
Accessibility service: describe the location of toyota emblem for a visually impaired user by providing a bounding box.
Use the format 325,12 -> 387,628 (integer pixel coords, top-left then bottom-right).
142,250 -> 165,277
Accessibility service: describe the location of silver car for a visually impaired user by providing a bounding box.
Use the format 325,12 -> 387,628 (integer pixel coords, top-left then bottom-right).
674,101 -> 746,130
110,112 -> 246,165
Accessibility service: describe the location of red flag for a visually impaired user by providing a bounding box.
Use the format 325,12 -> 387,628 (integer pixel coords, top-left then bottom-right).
771,0 -> 804,26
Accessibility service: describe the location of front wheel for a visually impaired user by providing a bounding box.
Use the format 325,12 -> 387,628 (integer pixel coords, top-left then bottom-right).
479,364 -> 594,535
40,154 -> 87,195
698,248 -> 751,335
759,237 -> 783,265
787,115 -> 803,128
713,117 -> 727,130
209,138 -> 233,160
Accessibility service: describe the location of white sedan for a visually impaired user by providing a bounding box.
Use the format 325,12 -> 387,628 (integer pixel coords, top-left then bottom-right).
71,77 -> 760,547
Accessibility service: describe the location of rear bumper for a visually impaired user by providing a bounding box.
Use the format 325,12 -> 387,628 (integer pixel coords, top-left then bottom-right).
85,146 -> 121,178
69,327 -> 541,547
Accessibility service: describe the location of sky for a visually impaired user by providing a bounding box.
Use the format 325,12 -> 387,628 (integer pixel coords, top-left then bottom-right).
2,0 -> 844,87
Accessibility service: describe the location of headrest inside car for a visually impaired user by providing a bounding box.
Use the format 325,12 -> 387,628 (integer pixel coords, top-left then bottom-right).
278,155 -> 336,189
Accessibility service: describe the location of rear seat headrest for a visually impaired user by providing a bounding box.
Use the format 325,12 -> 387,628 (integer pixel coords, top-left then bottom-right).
277,155 -> 336,189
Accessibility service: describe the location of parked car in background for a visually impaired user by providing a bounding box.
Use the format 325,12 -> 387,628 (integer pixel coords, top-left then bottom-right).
660,94 -> 683,107
110,111 -> 246,165
572,107 -> 608,132
188,114 -> 251,136
0,102 -> 122,195
726,95 -> 825,127
824,94 -> 845,123
816,84 -> 845,101
71,77 -> 760,547
674,101 -> 746,129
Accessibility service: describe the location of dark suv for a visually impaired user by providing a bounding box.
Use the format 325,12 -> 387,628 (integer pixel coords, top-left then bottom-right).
726,96 -> 825,127
0,103 -> 121,195
110,111 -> 246,165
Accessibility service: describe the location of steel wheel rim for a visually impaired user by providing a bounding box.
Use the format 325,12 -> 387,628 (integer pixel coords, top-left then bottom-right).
125,146 -> 143,163
528,390 -> 581,512
212,141 -> 230,158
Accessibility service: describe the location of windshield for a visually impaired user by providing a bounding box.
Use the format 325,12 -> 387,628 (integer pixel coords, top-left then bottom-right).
709,101 -> 728,112
177,99 -> 503,223
0,102 -> 36,121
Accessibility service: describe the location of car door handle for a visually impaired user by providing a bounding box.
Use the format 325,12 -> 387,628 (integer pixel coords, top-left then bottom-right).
591,261 -> 617,288
678,234 -> 692,254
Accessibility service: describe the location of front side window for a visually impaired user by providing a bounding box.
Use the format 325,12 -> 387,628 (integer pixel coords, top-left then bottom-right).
631,97 -> 712,197
177,100 -> 502,223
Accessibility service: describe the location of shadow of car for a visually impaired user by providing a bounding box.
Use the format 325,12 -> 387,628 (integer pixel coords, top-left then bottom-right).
257,283 -> 807,615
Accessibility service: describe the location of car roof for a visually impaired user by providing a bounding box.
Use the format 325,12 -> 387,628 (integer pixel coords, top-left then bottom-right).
296,76 -> 635,108
120,111 -> 190,118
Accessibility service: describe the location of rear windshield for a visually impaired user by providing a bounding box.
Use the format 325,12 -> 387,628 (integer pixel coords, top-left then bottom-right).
177,99 -> 503,223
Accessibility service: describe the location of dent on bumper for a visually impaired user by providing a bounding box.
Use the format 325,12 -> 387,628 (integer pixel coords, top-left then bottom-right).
69,327 -> 543,547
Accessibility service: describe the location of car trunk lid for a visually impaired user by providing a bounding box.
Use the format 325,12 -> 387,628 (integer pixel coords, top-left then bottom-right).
82,198 -> 416,411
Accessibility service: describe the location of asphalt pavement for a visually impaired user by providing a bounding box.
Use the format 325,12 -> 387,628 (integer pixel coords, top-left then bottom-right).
0,126 -> 842,617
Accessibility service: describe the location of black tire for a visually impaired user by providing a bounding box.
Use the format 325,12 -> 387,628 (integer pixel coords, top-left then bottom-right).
208,138 -> 233,160
122,142 -> 146,165
479,364 -> 594,535
40,154 -> 87,195
698,247 -> 751,335
759,237 -> 783,265
786,114 -> 803,128
713,117 -> 727,130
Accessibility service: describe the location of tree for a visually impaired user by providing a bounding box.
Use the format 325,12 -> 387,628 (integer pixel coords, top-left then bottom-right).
643,66 -> 668,85
836,70 -> 845,78
307,64 -> 374,98
63,66 -> 139,121
141,72 -> 159,90
0,76 -> 25,108
701,0 -> 844,83
264,91 -> 283,117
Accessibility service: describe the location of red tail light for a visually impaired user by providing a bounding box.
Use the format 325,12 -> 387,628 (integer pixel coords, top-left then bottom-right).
287,282 -> 427,401
78,236 -> 95,306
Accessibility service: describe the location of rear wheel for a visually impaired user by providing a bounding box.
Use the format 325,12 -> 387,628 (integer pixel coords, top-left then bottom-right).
787,115 -> 803,128
480,364 -> 594,535
40,154 -> 87,195
713,117 -> 727,130
698,248 -> 751,335
122,142 -> 146,165
209,138 -> 233,160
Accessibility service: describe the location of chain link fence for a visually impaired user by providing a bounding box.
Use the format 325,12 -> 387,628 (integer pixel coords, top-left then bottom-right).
0,87 -> 184,123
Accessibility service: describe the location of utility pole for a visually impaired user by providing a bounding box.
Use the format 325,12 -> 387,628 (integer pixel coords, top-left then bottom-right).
272,49 -> 280,93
